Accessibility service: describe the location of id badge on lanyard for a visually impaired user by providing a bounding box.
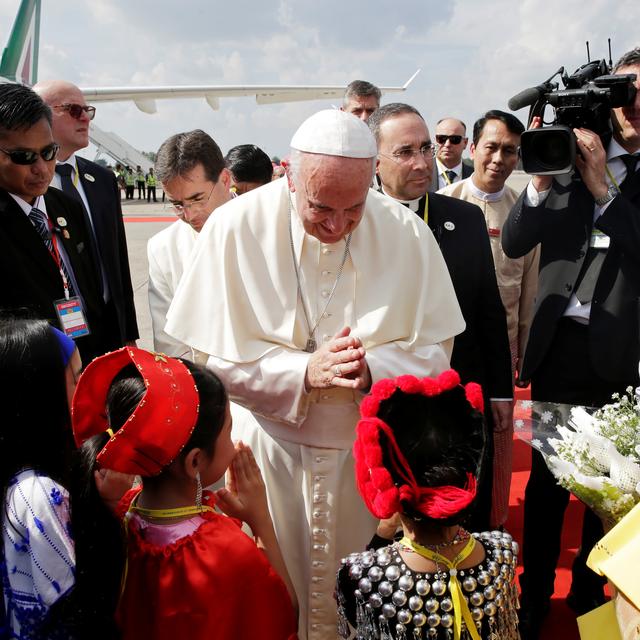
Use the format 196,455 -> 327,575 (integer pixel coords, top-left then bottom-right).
48,218 -> 91,338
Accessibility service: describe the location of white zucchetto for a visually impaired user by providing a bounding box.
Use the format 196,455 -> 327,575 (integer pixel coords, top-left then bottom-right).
290,109 -> 377,159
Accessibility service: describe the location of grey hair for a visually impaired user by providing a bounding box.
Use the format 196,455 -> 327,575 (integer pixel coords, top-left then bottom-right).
367,103 -> 423,144
343,80 -> 382,107
614,47 -> 640,72
287,149 -> 375,187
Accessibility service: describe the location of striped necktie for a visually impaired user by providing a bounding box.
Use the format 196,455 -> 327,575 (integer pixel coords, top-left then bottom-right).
29,206 -> 76,296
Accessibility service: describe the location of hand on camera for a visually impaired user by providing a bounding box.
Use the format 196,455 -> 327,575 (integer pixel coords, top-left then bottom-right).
574,128 -> 609,200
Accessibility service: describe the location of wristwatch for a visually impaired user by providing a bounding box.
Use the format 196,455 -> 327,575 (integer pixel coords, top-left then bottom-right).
594,184 -> 619,206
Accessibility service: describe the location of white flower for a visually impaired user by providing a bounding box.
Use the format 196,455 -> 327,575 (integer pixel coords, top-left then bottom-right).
541,410 -> 553,424
531,438 -> 543,450
515,419 -> 524,429
520,401 -> 533,409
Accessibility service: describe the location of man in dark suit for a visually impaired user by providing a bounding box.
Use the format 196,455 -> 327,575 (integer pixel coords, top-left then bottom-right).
0,83 -> 117,364
369,103 -> 513,529
34,79 -> 139,348
502,47 -> 640,638
430,117 -> 473,191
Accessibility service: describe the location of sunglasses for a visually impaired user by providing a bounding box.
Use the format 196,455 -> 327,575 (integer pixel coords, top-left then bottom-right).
0,142 -> 60,165
53,103 -> 97,120
435,134 -> 465,145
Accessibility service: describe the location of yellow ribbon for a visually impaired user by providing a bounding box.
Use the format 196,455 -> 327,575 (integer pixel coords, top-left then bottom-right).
400,535 -> 481,640
423,191 -> 429,224
129,503 -> 216,519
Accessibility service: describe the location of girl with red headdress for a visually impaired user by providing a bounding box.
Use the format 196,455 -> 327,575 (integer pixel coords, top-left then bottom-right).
336,370 -> 519,640
71,348 -> 298,640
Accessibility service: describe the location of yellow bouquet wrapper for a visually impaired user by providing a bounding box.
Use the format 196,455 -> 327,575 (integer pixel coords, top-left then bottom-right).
588,501 -> 640,609
577,601 -> 621,640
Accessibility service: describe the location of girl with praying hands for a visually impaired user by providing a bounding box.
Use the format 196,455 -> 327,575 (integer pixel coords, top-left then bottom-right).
71,347 -> 298,640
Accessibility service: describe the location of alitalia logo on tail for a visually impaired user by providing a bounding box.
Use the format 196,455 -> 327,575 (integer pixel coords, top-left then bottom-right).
0,0 -> 41,85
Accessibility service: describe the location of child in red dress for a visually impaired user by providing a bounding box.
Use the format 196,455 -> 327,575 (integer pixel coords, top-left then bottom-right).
72,347 -> 298,639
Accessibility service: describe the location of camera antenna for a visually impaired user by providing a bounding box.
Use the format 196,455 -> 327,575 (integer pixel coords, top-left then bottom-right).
608,38 -> 613,68
586,41 -> 591,62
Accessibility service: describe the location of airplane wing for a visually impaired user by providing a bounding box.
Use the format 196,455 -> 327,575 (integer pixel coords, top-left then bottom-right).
80,70 -> 420,114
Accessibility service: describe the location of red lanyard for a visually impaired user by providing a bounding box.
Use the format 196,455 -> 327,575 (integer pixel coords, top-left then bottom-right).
44,214 -> 71,300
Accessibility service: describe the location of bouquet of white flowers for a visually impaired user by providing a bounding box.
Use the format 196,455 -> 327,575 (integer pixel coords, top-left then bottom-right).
514,387 -> 640,526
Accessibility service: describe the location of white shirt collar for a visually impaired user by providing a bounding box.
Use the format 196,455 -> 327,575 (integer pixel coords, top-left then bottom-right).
436,158 -> 463,177
607,137 -> 640,161
468,176 -> 506,202
10,193 -> 47,217
380,185 -> 421,212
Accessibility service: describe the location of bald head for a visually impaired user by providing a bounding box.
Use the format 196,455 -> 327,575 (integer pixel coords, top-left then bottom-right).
33,79 -> 93,159
435,117 -> 468,169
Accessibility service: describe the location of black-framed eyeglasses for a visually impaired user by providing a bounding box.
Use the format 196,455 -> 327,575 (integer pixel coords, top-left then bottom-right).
435,134 -> 465,145
0,142 -> 60,165
53,103 -> 97,120
170,183 -> 217,212
380,143 -> 438,164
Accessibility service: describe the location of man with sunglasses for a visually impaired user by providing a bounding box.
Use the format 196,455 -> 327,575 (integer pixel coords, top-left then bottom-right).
429,117 -> 472,191
34,79 -> 139,350
0,83 -> 115,363
147,129 -> 232,357
370,102 -> 513,530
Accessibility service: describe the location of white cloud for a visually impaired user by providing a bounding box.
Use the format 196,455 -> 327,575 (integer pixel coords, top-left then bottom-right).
10,0 -> 636,158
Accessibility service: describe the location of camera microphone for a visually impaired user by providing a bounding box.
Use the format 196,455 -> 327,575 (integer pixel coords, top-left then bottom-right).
508,85 -> 547,111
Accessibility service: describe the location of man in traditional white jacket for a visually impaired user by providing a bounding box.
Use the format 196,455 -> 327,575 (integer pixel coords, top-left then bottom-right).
147,129 -> 231,357
438,109 -> 540,529
165,110 -> 465,640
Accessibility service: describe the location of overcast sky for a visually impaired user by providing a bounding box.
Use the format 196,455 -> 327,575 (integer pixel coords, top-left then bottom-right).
1,0 -> 637,160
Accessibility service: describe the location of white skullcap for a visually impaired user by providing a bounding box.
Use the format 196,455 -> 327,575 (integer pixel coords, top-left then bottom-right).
290,109 -> 377,159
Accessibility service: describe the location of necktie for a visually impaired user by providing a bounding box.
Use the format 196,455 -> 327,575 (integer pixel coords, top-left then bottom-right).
573,154 -> 638,304
445,170 -> 457,184
29,206 -> 76,296
619,153 -> 639,190
55,163 -> 103,295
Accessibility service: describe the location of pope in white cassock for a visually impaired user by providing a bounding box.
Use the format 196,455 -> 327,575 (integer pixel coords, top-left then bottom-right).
165,110 -> 465,640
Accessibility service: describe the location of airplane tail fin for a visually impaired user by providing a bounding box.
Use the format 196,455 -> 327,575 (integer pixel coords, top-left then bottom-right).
0,0 -> 41,85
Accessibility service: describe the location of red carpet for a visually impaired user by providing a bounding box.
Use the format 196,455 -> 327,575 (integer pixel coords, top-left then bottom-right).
506,387 -> 585,639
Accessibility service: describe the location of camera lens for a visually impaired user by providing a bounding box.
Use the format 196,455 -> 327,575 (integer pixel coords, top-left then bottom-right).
530,130 -> 571,171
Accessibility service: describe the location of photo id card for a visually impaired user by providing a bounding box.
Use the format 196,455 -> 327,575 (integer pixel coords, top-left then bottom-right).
590,230 -> 610,249
54,296 -> 91,338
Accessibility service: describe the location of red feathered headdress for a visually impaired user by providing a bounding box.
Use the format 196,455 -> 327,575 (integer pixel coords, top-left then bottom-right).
354,369 -> 484,520
71,348 -> 200,476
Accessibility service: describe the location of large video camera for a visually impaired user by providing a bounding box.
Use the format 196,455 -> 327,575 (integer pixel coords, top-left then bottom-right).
508,46 -> 637,175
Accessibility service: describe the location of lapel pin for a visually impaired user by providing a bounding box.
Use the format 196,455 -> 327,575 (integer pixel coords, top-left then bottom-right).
84,173 -> 95,183
444,221 -> 455,231
57,217 -> 67,227
62,230 -> 70,239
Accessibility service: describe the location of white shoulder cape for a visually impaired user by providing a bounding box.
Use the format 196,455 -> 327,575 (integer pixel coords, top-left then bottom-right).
165,178 -> 464,363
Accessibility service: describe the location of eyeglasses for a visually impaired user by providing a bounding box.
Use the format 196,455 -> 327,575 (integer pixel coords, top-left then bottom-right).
0,142 -> 60,165
53,103 -> 97,120
435,134 -> 465,145
170,183 -> 216,212
380,144 -> 438,164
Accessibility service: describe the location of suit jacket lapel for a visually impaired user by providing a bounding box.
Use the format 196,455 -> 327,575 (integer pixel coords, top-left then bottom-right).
76,158 -> 106,242
0,191 -> 62,288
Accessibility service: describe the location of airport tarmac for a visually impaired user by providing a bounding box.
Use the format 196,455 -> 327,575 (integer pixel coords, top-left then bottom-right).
123,171 -> 531,350
121,197 -> 175,350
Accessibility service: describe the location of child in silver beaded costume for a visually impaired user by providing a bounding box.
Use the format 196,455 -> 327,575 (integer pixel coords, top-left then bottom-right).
335,370 -> 520,640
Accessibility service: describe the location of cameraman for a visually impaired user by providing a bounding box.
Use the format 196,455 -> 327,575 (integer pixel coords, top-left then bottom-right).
503,46 -> 640,639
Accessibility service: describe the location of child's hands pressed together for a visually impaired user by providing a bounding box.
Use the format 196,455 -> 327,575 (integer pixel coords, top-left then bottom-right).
214,442 -> 270,531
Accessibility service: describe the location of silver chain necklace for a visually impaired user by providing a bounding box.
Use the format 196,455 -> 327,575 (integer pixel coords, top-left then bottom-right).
287,194 -> 351,353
